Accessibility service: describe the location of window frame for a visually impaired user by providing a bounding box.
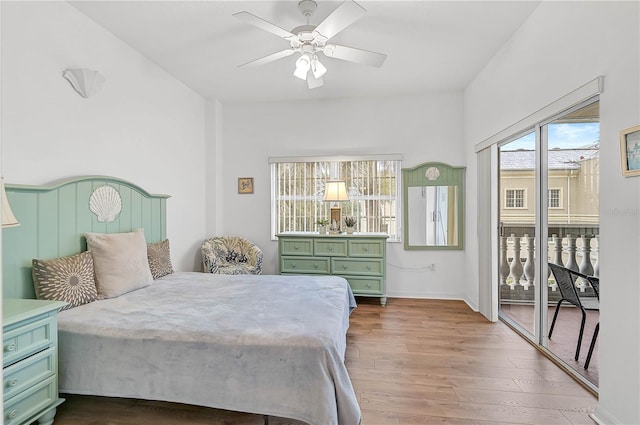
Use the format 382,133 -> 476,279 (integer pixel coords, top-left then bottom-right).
547,187 -> 562,209
504,188 -> 527,209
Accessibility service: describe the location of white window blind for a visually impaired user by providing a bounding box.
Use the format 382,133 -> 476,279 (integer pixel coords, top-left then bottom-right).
270,156 -> 402,241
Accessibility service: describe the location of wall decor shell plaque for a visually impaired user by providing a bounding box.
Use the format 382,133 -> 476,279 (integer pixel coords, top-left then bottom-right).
89,185 -> 122,222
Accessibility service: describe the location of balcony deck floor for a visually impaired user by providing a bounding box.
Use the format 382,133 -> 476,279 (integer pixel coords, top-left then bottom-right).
500,303 -> 599,387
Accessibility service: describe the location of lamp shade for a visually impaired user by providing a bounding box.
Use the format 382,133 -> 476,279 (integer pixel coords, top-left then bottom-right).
311,56 -> 327,79
293,54 -> 311,80
323,181 -> 349,202
1,178 -> 19,228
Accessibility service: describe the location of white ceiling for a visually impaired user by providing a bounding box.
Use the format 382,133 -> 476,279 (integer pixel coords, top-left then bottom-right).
69,1 -> 540,104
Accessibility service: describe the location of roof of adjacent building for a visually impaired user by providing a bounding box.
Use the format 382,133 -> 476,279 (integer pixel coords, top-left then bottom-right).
500,148 -> 599,170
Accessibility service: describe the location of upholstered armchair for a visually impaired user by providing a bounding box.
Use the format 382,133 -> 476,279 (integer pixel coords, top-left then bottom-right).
201,236 -> 263,275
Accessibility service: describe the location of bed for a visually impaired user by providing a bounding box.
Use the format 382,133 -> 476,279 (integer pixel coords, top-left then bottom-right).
2,176 -> 361,425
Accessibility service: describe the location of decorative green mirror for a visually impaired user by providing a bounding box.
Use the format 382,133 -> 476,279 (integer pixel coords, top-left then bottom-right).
403,162 -> 465,250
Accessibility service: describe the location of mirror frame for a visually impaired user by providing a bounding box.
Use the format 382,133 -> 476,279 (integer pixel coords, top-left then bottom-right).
403,162 -> 465,250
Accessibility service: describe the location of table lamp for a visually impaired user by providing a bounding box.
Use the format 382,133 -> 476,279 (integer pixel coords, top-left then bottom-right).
323,180 -> 349,230
2,177 -> 20,227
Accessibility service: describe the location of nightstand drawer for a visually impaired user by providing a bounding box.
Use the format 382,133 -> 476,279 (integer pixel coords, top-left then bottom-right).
343,277 -> 384,295
332,258 -> 383,276
314,239 -> 347,256
348,240 -> 384,257
3,316 -> 55,368
4,347 -> 55,399
281,257 -> 330,274
280,239 -> 314,256
4,375 -> 56,425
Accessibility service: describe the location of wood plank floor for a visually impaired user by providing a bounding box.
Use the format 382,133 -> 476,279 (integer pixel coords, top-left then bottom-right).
52,298 -> 597,425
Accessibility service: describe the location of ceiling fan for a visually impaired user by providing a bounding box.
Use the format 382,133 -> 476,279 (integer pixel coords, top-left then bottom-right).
233,0 -> 387,89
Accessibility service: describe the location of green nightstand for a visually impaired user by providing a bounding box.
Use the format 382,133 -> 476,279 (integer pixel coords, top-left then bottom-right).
3,299 -> 67,425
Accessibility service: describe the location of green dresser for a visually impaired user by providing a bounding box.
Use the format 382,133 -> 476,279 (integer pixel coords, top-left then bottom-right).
277,233 -> 389,305
3,299 -> 67,425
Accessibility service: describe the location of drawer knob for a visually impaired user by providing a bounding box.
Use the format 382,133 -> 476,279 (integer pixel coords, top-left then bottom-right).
291,263 -> 296,268
8,409 -> 18,419
5,343 -> 16,352
294,245 -> 299,250
8,378 -> 18,387
313,264 -> 318,269
366,283 -> 372,288
342,265 -> 347,270
366,266 -> 372,270
363,247 -> 369,252
328,247 -> 333,251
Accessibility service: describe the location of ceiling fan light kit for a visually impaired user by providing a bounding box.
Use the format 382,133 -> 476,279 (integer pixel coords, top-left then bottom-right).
293,54 -> 311,80
311,56 -> 327,79
234,0 -> 386,89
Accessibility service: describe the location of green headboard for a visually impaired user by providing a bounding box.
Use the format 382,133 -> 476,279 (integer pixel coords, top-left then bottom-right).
2,176 -> 170,299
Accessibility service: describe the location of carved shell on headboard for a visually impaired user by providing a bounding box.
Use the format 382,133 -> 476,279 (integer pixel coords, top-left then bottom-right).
89,185 -> 122,222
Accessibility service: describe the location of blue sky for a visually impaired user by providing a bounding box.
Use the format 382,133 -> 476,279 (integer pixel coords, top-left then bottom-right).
501,123 -> 600,150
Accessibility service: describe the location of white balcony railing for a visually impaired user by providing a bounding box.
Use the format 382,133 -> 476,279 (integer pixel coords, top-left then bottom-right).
500,234 -> 599,292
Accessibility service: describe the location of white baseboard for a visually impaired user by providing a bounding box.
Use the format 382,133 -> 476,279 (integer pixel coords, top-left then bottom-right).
384,293 -> 480,313
591,405 -> 624,425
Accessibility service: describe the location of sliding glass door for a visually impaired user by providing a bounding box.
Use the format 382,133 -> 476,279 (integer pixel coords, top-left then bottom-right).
544,101 -> 600,387
497,99 -> 600,388
498,131 -> 537,336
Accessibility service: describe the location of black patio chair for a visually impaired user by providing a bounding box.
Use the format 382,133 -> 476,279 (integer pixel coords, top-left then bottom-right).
548,263 -> 595,362
584,275 -> 600,370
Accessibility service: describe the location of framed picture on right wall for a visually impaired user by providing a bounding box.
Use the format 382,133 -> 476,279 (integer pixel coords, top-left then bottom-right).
620,125 -> 640,176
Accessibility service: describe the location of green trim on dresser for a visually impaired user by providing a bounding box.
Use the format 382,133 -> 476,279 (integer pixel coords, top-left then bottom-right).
277,233 -> 389,306
2,176 -> 170,299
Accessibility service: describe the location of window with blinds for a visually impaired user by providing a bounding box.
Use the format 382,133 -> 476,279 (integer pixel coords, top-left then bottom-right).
270,157 -> 401,241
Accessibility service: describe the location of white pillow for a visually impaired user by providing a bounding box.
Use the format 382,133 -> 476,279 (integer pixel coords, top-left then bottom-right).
85,228 -> 153,299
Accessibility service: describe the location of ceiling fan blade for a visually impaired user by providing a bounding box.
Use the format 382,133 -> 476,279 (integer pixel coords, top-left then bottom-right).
313,0 -> 366,41
238,49 -> 296,67
323,44 -> 387,67
233,11 -> 297,40
307,74 -> 324,89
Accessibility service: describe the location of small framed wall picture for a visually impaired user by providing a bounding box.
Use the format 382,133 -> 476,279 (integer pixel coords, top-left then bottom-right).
620,125 -> 640,177
238,177 -> 254,194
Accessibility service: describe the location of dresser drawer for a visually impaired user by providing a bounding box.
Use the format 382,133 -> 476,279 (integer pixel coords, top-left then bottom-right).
4,347 -> 55,399
332,258 -> 383,276
3,316 -> 55,368
314,239 -> 347,256
4,375 -> 56,425
343,276 -> 384,295
348,240 -> 385,258
277,233 -> 388,305
280,238 -> 314,256
281,257 -> 330,274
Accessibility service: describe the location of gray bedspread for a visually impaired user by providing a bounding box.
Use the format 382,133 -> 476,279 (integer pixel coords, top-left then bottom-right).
57,272 -> 360,425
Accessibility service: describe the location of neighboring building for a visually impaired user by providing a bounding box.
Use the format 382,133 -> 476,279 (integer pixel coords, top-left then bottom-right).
500,147 -> 599,236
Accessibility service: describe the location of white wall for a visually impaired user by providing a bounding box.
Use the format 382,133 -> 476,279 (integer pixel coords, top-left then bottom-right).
221,93 -> 469,300
464,2 -> 640,424
0,1 -> 207,272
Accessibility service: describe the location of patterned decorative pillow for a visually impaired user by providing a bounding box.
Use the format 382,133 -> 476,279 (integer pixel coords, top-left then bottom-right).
32,251 -> 98,311
147,239 -> 174,279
